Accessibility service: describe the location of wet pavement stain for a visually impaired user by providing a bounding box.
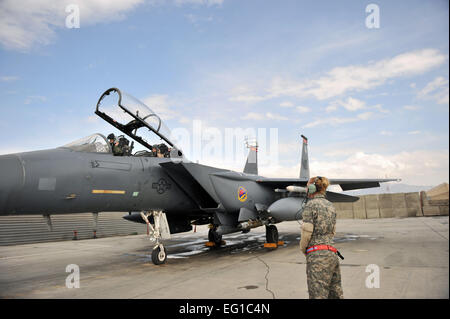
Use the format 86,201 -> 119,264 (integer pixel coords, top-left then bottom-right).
238,285 -> 259,290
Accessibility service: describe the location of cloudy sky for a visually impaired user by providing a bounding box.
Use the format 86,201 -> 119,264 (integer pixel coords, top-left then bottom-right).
0,0 -> 448,186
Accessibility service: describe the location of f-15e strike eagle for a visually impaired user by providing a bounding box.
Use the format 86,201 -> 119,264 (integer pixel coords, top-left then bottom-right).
0,88 -> 397,264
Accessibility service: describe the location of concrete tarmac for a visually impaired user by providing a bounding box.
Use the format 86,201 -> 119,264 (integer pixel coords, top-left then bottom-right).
0,217 -> 448,299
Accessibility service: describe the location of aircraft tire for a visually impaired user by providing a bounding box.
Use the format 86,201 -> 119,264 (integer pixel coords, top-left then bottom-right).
266,225 -> 279,244
208,229 -> 223,246
151,246 -> 167,265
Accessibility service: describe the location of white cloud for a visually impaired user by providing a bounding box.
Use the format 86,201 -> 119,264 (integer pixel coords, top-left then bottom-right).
419,77 -> 447,96
380,131 -> 393,136
303,111 -> 374,128
232,49 -> 447,102
241,112 -> 264,121
403,105 -> 421,111
372,104 -> 389,114
24,95 -> 47,104
296,49 -> 447,100
408,130 -> 421,135
326,98 -> 388,114
0,0 -> 144,51
307,150 -> 449,186
296,106 -> 311,113
325,103 -> 338,113
229,95 -> 267,103
241,112 -> 288,121
184,13 -> 214,27
339,97 -> 365,111
0,75 -> 19,82
175,0 -> 223,6
142,94 -> 180,120
418,76 -> 449,105
266,112 -> 288,121
259,149 -> 449,186
280,101 -> 294,108
357,112 -> 374,120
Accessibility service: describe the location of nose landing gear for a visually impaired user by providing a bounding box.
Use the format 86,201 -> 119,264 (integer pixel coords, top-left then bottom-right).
140,210 -> 171,265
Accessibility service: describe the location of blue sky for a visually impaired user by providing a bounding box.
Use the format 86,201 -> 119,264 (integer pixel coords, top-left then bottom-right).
0,0 -> 448,185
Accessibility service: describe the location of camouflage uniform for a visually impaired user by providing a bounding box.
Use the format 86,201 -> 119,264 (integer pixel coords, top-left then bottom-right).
302,194 -> 343,299
111,143 -> 123,156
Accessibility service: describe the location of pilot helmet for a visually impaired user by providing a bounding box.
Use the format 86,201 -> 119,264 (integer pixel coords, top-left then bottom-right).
107,133 -> 115,140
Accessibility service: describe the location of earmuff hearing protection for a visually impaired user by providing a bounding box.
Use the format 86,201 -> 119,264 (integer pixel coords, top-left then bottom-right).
307,176 -> 322,194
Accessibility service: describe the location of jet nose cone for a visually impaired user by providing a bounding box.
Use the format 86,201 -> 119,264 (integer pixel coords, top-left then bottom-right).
0,154 -> 25,214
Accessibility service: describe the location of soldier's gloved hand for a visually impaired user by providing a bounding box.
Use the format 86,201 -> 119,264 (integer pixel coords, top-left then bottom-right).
299,222 -> 314,255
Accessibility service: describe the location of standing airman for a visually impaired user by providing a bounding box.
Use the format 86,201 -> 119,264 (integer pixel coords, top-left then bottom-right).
299,176 -> 344,299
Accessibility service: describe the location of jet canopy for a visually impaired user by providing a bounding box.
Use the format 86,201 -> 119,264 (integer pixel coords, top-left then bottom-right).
63,133 -> 111,153
95,87 -> 183,157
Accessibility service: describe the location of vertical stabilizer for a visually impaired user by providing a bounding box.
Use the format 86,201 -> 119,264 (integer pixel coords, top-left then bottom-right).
299,134 -> 310,179
243,139 -> 258,175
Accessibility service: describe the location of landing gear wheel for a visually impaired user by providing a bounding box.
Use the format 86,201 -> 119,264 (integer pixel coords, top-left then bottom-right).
151,245 -> 167,265
266,225 -> 279,244
208,228 -> 223,247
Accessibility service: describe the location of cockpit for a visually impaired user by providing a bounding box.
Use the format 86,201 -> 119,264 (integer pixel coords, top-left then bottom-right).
63,88 -> 183,158
63,133 -> 111,153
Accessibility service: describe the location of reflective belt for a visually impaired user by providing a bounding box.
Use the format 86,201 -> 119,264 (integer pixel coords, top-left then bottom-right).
306,244 -> 337,254
306,244 -> 344,260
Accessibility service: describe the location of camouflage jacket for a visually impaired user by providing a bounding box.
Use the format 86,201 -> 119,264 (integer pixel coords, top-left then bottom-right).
112,144 -> 123,156
302,194 -> 336,247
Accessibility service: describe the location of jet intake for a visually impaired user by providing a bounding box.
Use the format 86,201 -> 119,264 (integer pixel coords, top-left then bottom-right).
267,197 -> 306,221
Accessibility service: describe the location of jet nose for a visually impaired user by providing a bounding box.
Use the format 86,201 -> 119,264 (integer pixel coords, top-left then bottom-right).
0,154 -> 25,214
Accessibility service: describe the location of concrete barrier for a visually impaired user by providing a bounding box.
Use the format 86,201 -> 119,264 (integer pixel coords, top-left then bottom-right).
423,205 -> 441,216
352,197 -> 367,219
392,193 -> 408,218
364,194 -> 380,219
405,192 -> 422,217
333,191 -> 447,219
334,202 -> 353,219
439,205 -> 449,215
378,194 -> 394,218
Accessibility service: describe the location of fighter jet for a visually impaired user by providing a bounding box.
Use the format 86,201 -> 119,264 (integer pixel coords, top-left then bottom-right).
0,88 -> 398,264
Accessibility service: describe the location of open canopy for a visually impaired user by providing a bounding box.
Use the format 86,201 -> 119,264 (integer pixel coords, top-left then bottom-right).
63,133 -> 111,153
95,87 -> 183,157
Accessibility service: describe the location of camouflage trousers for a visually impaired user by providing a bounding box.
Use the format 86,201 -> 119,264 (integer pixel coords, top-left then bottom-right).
306,250 -> 343,299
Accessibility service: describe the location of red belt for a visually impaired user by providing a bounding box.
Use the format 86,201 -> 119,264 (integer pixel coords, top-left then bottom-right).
306,244 -> 337,254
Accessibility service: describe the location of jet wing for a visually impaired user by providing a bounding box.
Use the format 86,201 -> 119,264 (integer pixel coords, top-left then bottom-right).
256,177 -> 399,191
328,178 -> 400,191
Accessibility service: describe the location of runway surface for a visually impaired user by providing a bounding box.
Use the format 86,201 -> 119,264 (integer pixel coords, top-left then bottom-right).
0,217 -> 448,299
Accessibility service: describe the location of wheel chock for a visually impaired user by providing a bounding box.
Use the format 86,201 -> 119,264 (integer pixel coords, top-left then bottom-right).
264,243 -> 278,249
277,241 -> 285,246
205,240 -> 227,247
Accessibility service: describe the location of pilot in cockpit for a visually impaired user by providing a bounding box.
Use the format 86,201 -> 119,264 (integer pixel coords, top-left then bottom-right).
107,133 -> 123,156
150,145 -> 158,157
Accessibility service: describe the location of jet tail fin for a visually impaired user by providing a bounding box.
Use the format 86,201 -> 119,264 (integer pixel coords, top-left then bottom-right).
299,134 -> 310,179
243,139 -> 258,175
